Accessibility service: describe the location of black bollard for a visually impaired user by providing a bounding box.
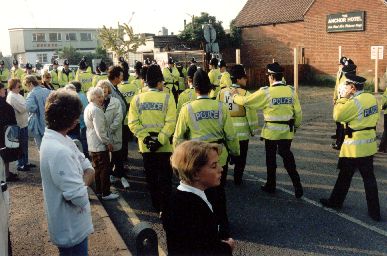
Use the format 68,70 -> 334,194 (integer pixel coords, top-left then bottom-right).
133,222 -> 158,256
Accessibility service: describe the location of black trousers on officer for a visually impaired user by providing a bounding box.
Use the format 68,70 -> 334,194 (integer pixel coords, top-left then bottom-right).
233,140 -> 249,183
142,152 -> 173,212
379,114 -> 387,152
329,156 -> 380,218
205,164 -> 229,239
122,125 -> 130,162
264,139 -> 302,189
335,122 -> 345,147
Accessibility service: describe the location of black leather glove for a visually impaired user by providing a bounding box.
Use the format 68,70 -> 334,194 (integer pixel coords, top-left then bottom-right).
147,139 -> 162,152
143,136 -> 153,146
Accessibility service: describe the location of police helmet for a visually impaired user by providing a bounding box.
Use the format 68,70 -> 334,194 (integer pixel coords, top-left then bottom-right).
345,74 -> 366,90
187,65 -> 198,79
13,59 -> 18,65
342,64 -> 357,74
168,57 -> 174,65
345,58 -> 354,66
25,63 -> 33,69
118,56 -> 125,63
190,57 -> 197,64
210,57 -> 218,66
231,64 -> 247,80
146,64 -> 164,86
266,62 -> 284,74
219,59 -> 226,68
79,59 -> 87,70
0,60 -> 4,65
134,61 -> 143,71
63,59 -> 70,65
98,60 -> 107,72
193,68 -> 211,91
144,58 -> 151,65
339,56 -> 347,65
52,59 -> 59,65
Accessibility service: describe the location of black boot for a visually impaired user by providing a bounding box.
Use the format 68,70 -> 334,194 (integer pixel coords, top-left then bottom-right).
290,172 -> 303,198
261,168 -> 276,193
320,198 -> 342,209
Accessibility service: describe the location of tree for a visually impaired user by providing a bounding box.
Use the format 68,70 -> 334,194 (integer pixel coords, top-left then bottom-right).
228,19 -> 242,48
98,22 -> 146,58
178,12 -> 227,50
58,46 -> 109,66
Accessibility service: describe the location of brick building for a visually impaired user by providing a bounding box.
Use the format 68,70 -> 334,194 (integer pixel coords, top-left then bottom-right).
234,0 -> 387,83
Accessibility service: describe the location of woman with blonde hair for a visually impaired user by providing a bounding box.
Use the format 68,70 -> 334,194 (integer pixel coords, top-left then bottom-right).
162,141 -> 235,255
42,70 -> 55,90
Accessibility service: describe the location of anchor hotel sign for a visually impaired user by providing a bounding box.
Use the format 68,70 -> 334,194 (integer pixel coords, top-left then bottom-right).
327,11 -> 365,33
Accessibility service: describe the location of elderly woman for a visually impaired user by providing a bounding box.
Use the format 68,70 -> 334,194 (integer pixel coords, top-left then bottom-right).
25,75 -> 51,149
163,141 -> 235,256
96,80 -> 129,189
84,87 -> 118,200
40,89 -> 95,255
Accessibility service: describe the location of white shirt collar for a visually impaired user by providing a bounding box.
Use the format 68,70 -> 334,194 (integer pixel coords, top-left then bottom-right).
177,181 -> 213,212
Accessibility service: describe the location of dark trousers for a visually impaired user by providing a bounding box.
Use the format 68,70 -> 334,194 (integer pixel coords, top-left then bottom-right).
142,152 -> 173,212
264,139 -> 301,189
122,125 -> 130,161
233,140 -> 249,182
379,114 -> 387,152
205,165 -> 229,239
335,122 -> 345,147
17,127 -> 28,168
111,150 -> 125,178
80,127 -> 89,159
90,151 -> 111,196
330,156 -> 380,217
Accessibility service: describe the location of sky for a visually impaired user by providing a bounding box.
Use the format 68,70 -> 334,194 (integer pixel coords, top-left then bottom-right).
0,0 -> 248,56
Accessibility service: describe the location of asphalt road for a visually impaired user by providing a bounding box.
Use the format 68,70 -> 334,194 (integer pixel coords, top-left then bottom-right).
103,87 -> 387,256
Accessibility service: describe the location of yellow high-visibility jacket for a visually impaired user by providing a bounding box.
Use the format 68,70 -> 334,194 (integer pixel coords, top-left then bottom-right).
333,70 -> 346,102
173,96 -> 240,166
0,68 -> 10,87
11,67 -> 24,80
50,69 -> 60,89
176,87 -> 195,116
128,89 -> 176,153
334,91 -> 380,158
76,71 -> 94,92
217,85 -> 259,141
92,73 -> 108,87
59,69 -> 75,87
162,66 -> 180,92
233,82 -> 302,140
220,71 -> 232,89
118,81 -> 139,125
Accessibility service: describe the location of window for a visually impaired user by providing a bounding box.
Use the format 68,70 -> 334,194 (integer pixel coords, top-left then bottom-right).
49,33 -> 62,42
80,32 -> 92,41
37,53 -> 48,63
65,33 -> 77,41
32,33 -> 45,42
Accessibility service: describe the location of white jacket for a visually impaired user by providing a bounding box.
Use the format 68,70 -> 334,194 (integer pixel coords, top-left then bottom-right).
40,129 -> 94,247
6,91 -> 28,128
104,96 -> 123,151
84,102 -> 111,152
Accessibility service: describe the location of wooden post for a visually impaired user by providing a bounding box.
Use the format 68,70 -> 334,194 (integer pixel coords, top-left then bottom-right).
294,48 -> 299,92
375,57 -> 379,94
236,49 -> 241,64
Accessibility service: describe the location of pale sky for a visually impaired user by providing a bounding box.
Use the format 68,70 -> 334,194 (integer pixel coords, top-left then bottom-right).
1,0 -> 248,55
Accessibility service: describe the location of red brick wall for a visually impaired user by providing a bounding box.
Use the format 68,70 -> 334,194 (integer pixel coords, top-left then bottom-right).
240,22 -> 305,68
305,0 -> 387,77
239,0 -> 387,79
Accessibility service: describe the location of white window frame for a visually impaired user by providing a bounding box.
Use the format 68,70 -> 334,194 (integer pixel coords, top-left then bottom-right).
65,33 -> 77,41
80,32 -> 92,41
36,53 -> 48,63
32,33 -> 45,42
49,33 -> 62,42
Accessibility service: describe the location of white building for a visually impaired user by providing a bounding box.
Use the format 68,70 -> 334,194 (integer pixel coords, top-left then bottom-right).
9,28 -> 100,65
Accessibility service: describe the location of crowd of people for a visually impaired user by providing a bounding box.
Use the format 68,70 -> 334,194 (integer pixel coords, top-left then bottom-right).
0,54 -> 386,255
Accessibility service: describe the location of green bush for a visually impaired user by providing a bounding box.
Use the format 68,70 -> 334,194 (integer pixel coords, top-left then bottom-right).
305,74 -> 335,87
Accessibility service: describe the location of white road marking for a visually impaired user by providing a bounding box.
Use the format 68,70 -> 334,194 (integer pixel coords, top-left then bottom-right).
244,174 -> 387,238
117,195 -> 167,256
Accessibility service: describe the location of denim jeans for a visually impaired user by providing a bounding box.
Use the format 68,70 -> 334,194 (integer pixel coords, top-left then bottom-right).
17,127 -> 28,168
58,237 -> 88,256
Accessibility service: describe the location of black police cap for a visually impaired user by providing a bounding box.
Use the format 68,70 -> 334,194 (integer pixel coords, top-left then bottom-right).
190,57 -> 197,64
64,59 -> 69,65
25,63 -> 33,69
345,74 -> 366,85
210,57 -> 218,66
266,62 -> 284,74
168,57 -> 174,65
52,59 -> 59,65
146,64 -> 164,84
187,65 -> 198,79
219,59 -> 226,68
193,68 -> 211,90
230,64 -> 247,80
342,64 -> 357,74
339,56 -> 347,65
134,61 -> 143,70
98,60 -> 107,71
13,59 -> 18,65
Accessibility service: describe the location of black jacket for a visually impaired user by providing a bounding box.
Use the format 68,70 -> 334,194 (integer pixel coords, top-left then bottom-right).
0,97 -> 17,148
162,191 -> 232,256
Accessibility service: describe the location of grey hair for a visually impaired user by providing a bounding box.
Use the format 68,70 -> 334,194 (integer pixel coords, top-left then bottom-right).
87,86 -> 103,102
64,84 -> 76,91
95,80 -> 112,94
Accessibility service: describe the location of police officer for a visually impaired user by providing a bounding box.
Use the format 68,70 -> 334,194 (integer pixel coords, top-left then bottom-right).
131,61 -> 143,89
332,60 -> 357,150
208,57 -> 222,98
218,65 -> 258,185
162,57 -> 180,103
50,59 -> 60,89
320,74 -> 381,221
92,60 -> 108,87
232,62 -> 303,198
0,60 -> 10,87
176,62 -> 187,94
11,59 -> 23,80
219,59 -> 232,89
173,68 -> 240,238
76,58 -> 93,92
59,59 -> 75,86
176,65 -> 197,115
128,64 -> 176,213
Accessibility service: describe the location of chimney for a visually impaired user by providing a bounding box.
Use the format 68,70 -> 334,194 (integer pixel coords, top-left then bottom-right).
184,19 -> 187,29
